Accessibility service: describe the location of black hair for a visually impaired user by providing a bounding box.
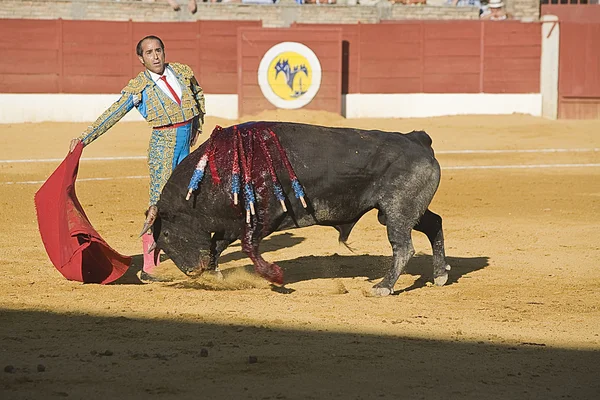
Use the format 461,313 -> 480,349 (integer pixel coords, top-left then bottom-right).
136,36 -> 165,57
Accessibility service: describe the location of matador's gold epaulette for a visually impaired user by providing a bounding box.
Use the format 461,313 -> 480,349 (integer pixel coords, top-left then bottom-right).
122,71 -> 151,95
169,63 -> 194,79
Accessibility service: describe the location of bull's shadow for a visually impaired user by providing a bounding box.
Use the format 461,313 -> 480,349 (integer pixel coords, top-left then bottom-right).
230,254 -> 488,294
119,230 -> 487,292
217,232 -> 304,264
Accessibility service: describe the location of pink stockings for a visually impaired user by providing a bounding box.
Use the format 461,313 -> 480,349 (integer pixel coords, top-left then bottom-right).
142,233 -> 160,274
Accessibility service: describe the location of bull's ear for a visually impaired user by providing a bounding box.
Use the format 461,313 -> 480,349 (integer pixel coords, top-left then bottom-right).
139,205 -> 158,237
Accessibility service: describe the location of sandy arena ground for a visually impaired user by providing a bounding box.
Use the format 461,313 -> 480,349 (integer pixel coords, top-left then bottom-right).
1,112 -> 599,399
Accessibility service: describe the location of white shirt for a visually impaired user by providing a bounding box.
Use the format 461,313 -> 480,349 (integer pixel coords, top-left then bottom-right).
148,66 -> 183,104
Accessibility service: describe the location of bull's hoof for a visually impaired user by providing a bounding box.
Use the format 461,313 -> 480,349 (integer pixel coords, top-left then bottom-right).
185,268 -> 205,279
434,273 -> 449,287
370,286 -> 393,297
206,269 -> 224,280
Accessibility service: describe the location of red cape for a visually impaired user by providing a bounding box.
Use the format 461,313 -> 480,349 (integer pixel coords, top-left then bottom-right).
34,142 -> 131,284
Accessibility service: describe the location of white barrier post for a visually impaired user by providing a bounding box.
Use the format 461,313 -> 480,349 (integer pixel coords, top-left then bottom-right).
541,15 -> 560,120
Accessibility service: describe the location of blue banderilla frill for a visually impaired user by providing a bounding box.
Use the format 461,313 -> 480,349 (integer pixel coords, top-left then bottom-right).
186,154 -> 208,200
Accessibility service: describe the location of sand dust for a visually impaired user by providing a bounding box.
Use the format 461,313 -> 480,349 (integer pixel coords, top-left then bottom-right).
1,112 -> 599,399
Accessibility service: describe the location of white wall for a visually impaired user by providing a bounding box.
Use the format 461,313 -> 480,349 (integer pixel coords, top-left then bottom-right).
0,94 -> 239,124
343,93 -> 542,119
0,92 -> 544,123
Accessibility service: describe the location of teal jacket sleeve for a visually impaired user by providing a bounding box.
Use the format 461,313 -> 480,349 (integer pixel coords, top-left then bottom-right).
78,93 -> 136,146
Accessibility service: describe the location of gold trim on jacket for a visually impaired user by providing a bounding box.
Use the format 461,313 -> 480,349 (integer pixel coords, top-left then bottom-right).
79,63 -> 205,145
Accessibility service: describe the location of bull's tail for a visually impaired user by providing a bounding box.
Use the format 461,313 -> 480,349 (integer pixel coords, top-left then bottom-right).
335,222 -> 357,254
339,238 -> 356,254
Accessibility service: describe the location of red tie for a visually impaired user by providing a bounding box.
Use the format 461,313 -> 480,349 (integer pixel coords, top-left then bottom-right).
160,75 -> 181,105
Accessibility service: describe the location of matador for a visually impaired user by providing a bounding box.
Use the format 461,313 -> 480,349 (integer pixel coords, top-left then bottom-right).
69,35 -> 205,282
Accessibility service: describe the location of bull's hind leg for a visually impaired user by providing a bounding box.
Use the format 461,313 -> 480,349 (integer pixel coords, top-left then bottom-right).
372,224 -> 415,297
372,207 -> 416,296
414,209 -> 451,286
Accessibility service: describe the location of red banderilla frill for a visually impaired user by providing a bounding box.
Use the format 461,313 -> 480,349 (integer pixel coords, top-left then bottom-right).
185,124 -> 307,224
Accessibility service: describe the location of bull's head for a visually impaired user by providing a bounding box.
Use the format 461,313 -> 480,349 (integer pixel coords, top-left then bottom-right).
140,205 -> 212,277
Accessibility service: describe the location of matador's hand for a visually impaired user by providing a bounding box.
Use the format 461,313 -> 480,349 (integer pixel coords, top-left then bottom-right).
69,138 -> 82,153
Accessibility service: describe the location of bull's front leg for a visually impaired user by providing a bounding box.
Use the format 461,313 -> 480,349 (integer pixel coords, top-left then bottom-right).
208,233 -> 236,279
241,236 -> 284,286
414,209 -> 451,286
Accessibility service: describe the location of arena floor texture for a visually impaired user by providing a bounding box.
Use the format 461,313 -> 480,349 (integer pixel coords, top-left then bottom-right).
1,111 -> 599,399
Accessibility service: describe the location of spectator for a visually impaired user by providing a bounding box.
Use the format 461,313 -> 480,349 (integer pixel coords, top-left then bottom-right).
166,0 -> 198,13
480,0 -> 512,20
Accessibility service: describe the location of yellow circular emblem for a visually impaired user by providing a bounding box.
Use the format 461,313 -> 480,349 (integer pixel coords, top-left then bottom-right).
266,51 -> 313,101
258,42 -> 322,109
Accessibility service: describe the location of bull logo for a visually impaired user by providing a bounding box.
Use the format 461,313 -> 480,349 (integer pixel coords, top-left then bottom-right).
274,59 -> 309,98
258,42 -> 322,110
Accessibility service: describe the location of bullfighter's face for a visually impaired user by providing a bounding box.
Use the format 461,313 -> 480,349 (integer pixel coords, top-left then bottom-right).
138,38 -> 166,75
153,213 -> 212,277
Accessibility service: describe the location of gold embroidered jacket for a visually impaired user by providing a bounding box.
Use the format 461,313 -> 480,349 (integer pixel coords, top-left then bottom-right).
79,63 -> 205,145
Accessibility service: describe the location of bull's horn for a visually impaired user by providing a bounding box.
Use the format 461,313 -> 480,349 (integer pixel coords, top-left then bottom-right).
139,205 -> 158,237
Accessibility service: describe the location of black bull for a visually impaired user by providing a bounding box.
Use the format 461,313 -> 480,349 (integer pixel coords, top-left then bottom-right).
146,122 -> 450,296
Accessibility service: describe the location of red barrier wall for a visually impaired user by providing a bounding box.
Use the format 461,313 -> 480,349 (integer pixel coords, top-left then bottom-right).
296,21 -> 541,94
558,22 -> 600,119
0,19 -> 541,97
0,19 -> 62,93
0,19 -> 258,94
482,22 -> 541,94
